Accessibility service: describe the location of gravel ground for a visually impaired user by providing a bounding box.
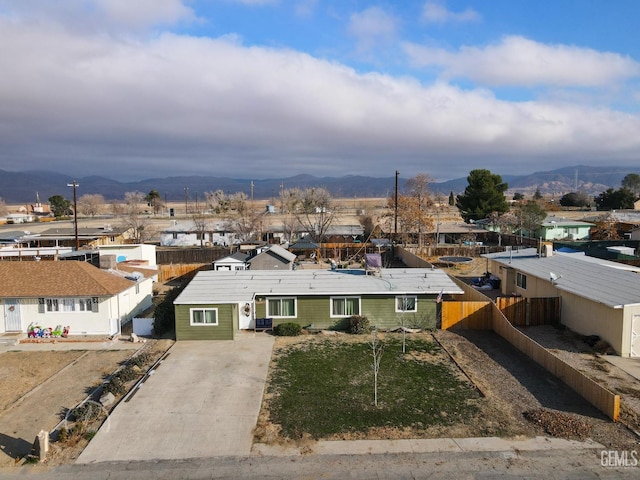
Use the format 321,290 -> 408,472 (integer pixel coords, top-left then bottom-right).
518,325 -> 640,436
435,328 -> 639,450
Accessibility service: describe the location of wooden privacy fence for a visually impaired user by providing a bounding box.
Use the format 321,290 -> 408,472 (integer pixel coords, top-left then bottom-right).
496,297 -> 560,326
158,263 -> 210,283
446,277 -> 619,421
441,301 -> 492,330
492,308 -> 620,421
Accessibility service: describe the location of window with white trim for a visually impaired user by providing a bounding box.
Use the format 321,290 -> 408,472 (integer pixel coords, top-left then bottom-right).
46,298 -> 59,312
330,296 -> 360,317
267,297 -> 296,318
190,308 -> 218,326
62,299 -> 76,312
78,298 -> 93,312
395,295 -> 417,312
516,272 -> 527,289
39,298 -> 97,313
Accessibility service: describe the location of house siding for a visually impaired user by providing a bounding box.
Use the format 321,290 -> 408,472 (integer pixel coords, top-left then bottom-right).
175,303 -> 235,340
254,294 -> 437,330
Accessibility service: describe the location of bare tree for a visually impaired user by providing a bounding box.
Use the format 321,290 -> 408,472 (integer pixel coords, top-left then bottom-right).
386,174 -> 434,247
192,211 -> 210,247
78,194 -> 105,217
291,187 -> 337,243
279,188 -> 301,243
119,191 -> 155,243
204,190 -> 262,243
370,328 -> 384,407
591,213 -> 621,240
124,191 -> 146,214
227,192 -> 262,243
204,190 -> 232,215
0,198 -> 8,217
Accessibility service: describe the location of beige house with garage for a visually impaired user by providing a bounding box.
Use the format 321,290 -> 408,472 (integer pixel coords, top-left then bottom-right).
484,248 -> 640,357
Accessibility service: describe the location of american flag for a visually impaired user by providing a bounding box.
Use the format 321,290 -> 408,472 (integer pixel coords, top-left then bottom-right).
436,289 -> 443,303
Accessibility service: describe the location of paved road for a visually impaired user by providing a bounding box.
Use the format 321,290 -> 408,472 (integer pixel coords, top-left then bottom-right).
3,448 -> 639,479
77,335 -> 274,463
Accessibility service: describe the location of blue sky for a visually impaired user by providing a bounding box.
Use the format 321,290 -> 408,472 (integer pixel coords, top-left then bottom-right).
0,0 -> 639,183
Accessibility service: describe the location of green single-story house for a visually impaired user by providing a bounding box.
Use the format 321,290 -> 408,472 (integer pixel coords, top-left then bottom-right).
173,268 -> 464,340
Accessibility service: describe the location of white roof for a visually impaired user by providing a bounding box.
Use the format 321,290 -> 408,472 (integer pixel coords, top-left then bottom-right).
484,249 -> 640,308
175,268 -> 463,304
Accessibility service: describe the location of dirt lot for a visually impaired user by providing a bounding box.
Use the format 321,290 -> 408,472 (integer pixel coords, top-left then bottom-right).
0,339 -> 173,467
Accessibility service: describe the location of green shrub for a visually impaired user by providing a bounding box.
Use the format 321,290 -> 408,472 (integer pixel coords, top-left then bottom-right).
349,315 -> 370,335
274,322 -> 301,336
153,283 -> 186,336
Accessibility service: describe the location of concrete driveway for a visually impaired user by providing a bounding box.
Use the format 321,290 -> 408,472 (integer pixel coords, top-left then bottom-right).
77,334 -> 274,463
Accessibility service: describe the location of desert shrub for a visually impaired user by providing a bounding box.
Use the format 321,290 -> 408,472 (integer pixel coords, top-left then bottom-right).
70,402 -> 102,424
349,315 -> 370,335
274,322 -> 301,336
114,365 -> 137,383
129,351 -> 153,368
104,377 -> 126,396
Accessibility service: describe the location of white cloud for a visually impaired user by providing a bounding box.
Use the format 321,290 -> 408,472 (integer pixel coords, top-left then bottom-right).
347,6 -> 399,52
421,2 -> 480,24
0,18 -> 640,181
0,0 -> 198,32
295,0 -> 318,18
404,35 -> 640,87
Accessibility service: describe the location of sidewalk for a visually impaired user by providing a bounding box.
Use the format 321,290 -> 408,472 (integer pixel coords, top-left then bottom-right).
0,335 -> 143,352
252,435 -> 604,457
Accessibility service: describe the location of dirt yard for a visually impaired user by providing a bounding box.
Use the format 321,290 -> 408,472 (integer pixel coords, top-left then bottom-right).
257,330 -> 639,453
0,339 -> 174,467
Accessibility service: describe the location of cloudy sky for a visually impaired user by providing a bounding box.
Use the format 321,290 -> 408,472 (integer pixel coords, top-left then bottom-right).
1,0 -> 639,182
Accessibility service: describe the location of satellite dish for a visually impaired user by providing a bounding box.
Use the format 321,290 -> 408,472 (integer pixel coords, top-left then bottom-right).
550,272 -> 562,284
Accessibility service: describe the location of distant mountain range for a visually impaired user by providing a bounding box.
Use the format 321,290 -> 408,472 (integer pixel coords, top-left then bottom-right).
0,165 -> 634,204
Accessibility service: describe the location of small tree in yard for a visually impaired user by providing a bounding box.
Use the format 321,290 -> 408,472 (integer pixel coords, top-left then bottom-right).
371,328 -> 384,407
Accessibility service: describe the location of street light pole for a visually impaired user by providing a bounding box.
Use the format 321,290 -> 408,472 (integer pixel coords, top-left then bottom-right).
394,170 -> 399,241
66,181 -> 79,250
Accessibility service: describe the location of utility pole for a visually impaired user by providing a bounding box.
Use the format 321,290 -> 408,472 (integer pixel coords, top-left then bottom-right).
66,181 -> 79,250
394,170 -> 399,242
184,187 -> 189,215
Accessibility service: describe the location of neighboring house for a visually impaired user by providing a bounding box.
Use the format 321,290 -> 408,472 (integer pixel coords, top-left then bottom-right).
0,261 -> 153,336
484,248 -> 640,357
247,244 -> 297,270
535,216 -> 594,241
24,226 -> 126,248
6,213 -> 34,224
160,221 -> 238,247
98,244 -> 157,267
173,268 -> 463,340
212,252 -> 250,271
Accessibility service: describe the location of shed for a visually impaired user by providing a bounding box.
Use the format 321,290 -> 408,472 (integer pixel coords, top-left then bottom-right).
247,244 -> 296,270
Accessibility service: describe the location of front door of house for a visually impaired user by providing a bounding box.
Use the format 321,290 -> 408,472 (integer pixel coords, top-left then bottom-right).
4,299 -> 22,331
